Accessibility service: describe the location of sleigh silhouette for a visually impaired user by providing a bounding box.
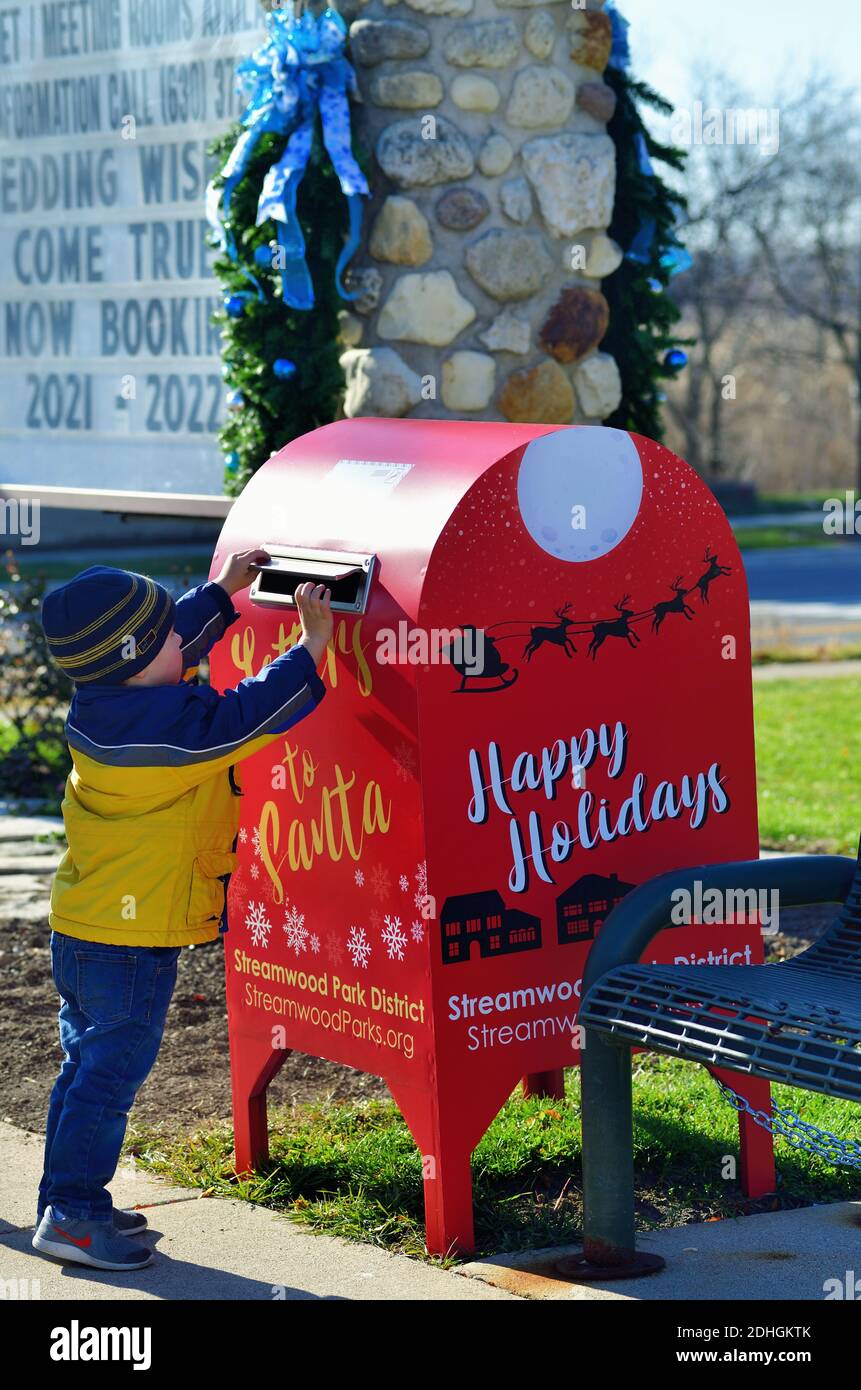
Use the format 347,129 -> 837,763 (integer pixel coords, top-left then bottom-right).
444,628 -> 520,693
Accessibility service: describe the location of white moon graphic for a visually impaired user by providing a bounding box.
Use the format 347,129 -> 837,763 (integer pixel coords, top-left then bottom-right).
516,427 -> 644,563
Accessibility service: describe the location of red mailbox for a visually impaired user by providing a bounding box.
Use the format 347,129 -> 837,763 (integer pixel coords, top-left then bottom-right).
210,419 -> 774,1256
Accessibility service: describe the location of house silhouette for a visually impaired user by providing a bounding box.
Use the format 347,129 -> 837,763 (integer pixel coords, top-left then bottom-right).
440,890 -> 542,965
555,872 -> 636,946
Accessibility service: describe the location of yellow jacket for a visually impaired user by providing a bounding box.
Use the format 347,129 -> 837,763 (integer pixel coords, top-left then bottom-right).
49,582 -> 325,947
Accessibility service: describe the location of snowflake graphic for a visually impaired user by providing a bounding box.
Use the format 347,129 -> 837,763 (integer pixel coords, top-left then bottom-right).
283,903 -> 308,954
250,862 -> 259,880
411,920 -> 424,943
399,874 -> 409,893
381,915 -> 407,961
370,864 -> 391,901
414,891 -> 425,911
355,868 -> 365,887
346,925 -> 372,969
310,933 -> 321,954
393,741 -> 417,783
245,901 -> 271,949
326,933 -> 346,967
238,827 -> 248,844
252,826 -> 262,859
415,861 -> 428,896
369,908 -> 383,934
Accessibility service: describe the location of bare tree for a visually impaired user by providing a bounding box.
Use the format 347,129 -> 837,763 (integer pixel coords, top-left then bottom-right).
663,72 -> 861,487
749,84 -> 861,490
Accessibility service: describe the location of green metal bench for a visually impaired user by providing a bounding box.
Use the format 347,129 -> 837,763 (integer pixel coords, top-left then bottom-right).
569,850 -> 861,1279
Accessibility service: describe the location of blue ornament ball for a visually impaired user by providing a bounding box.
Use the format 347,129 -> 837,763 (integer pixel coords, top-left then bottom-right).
647,277 -> 663,293
664,349 -> 689,370
254,244 -> 275,268
225,452 -> 240,473
226,389 -> 244,410
273,358 -> 297,381
224,295 -> 246,318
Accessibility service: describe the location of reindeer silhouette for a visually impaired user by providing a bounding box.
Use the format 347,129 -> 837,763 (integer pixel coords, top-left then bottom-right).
524,604 -> 577,663
696,551 -> 732,605
587,596 -> 642,661
651,577 -> 696,634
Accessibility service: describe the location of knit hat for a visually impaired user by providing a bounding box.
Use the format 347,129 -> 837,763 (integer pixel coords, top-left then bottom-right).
41,566 -> 176,685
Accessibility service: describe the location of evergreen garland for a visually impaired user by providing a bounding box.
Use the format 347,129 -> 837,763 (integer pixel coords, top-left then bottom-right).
208,122 -> 370,496
600,69 -> 693,439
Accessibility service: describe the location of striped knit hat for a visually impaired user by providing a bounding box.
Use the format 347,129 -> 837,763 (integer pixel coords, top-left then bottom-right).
41,566 -> 176,685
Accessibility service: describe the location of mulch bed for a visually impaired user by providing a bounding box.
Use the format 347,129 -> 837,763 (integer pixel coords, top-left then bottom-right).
1,866 -> 386,1137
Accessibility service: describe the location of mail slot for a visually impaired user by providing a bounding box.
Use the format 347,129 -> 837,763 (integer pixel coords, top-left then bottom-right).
250,545 -> 375,612
210,418 -> 770,1257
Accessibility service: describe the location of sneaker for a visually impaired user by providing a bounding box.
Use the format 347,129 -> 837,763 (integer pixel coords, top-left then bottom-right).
32,1206 -> 153,1271
113,1208 -> 148,1236
35,1205 -> 149,1235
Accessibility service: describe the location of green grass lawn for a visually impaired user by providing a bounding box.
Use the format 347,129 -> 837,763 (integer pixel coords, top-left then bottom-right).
129,1055 -> 861,1262
754,675 -> 861,853
733,525 -> 833,551
729,490 -> 836,519
754,646 -> 861,665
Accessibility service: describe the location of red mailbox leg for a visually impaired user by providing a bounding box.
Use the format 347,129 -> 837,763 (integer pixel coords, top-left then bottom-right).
709,1067 -> 777,1198
522,1069 -> 566,1101
230,1032 -> 290,1174
423,1141 -> 476,1259
386,1077 -> 477,1257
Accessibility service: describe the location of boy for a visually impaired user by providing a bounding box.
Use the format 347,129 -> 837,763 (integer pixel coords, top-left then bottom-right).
32,551 -> 332,1271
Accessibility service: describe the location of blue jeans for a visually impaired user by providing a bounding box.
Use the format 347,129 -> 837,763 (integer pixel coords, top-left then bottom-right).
38,930 -> 180,1223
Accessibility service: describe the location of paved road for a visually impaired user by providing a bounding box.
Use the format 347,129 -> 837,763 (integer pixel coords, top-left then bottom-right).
731,511 -> 823,530
742,544 -> 861,605
742,546 -> 861,650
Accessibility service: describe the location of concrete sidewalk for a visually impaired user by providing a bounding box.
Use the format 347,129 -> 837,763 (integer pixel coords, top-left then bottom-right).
0,1122 -> 515,1302
752,659 -> 861,681
462,1202 -> 861,1301
2,1121 -> 859,1302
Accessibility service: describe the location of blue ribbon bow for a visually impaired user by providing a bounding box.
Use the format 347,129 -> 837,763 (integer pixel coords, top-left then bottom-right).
605,1 -> 632,72
206,4 -> 369,310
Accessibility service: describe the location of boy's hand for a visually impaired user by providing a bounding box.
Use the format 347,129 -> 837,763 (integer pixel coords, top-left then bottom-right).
295,582 -> 333,667
213,548 -> 270,597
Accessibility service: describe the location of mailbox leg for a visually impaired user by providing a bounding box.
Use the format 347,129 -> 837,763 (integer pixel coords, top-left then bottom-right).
230,1037 -> 290,1174
709,1067 -> 777,1198
522,1069 -> 566,1101
423,1144 -> 476,1259
385,1077 -> 479,1257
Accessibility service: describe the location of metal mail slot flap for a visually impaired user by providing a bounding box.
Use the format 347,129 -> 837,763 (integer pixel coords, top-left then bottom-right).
249,545 -> 375,613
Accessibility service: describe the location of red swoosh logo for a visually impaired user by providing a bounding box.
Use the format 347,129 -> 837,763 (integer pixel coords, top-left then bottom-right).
51,1224 -> 92,1249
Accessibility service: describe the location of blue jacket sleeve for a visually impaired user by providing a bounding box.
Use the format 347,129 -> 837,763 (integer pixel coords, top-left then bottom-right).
173,582 -> 240,674
170,643 -> 326,787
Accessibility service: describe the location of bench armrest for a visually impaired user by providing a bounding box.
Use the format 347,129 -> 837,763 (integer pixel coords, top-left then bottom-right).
581,854 -> 857,999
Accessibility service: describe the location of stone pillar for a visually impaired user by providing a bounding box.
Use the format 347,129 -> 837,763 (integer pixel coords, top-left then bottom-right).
339,0 -> 623,425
